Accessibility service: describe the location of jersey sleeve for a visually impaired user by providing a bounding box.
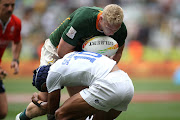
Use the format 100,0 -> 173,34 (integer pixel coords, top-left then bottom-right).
46,71 -> 62,93
61,24 -> 87,46
61,13 -> 90,46
61,26 -> 79,46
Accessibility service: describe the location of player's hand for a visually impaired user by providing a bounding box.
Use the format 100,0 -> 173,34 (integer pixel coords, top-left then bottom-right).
31,92 -> 39,103
0,67 -> 7,80
11,60 -> 19,74
31,92 -> 48,111
40,101 -> 48,111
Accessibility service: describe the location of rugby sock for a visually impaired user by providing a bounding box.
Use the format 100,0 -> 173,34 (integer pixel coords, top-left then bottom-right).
19,109 -> 30,120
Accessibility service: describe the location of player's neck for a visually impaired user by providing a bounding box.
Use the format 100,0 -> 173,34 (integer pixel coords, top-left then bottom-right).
110,65 -> 120,73
0,19 -> 7,26
0,17 -> 10,27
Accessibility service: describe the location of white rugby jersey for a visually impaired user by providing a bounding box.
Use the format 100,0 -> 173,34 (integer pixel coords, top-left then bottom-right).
46,51 -> 116,93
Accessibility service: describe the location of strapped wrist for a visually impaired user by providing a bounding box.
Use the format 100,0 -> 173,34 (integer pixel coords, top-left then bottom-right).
32,99 -> 43,107
37,100 -> 43,105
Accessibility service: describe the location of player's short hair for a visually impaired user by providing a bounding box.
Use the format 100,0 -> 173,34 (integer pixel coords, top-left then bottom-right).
32,65 -> 51,92
102,4 -> 124,25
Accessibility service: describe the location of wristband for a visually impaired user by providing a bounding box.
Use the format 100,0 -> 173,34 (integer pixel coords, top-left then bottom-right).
32,100 -> 43,107
13,59 -> 19,65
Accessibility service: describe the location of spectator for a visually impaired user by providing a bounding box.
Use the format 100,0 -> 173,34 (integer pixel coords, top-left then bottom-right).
0,0 -> 22,119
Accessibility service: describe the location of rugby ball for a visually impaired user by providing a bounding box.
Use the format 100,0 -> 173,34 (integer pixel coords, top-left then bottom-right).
82,36 -> 118,57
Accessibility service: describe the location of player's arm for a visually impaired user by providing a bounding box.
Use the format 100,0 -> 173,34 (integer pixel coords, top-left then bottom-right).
111,44 -> 124,63
12,40 -> 22,61
57,38 -> 75,58
11,40 -> 22,74
48,89 -> 60,120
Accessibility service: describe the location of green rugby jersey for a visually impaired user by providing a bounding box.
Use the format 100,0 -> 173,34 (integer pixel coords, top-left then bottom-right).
49,6 -> 127,51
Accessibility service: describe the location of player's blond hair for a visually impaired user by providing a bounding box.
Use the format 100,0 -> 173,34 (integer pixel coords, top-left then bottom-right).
102,4 -> 124,25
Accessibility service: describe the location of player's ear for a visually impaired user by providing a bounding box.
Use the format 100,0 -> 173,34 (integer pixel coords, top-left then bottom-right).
99,15 -> 103,22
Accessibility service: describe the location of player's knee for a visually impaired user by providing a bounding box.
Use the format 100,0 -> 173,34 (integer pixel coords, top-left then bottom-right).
26,102 -> 38,118
26,103 -> 34,112
0,111 -> 7,119
55,109 -> 63,119
26,102 -> 46,118
55,109 -> 68,120
0,105 -> 8,119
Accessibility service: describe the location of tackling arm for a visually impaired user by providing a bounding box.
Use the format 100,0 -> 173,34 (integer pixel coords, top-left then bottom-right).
57,38 -> 75,58
111,44 -> 124,63
48,89 -> 61,119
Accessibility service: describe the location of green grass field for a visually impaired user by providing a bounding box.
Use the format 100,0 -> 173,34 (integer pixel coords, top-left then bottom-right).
3,77 -> 180,120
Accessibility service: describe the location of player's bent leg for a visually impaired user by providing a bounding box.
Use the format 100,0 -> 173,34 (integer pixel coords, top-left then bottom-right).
55,93 -> 98,120
17,92 -> 48,120
25,102 -> 46,118
93,109 -> 121,120
0,92 -> 8,119
66,86 -> 94,120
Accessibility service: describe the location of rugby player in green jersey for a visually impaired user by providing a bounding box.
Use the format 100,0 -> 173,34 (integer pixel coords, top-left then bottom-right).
16,4 -> 127,120
53,5 -> 126,62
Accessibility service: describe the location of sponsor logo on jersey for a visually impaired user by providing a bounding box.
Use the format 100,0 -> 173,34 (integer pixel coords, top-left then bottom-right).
11,26 -> 15,32
94,99 -> 106,107
66,26 -> 77,39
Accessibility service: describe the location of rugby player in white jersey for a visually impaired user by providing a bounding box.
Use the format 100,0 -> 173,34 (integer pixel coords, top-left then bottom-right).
30,51 -> 134,120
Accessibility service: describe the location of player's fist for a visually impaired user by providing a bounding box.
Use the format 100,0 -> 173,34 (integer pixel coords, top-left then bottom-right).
31,92 -> 48,111
0,67 -> 7,80
11,60 -> 19,74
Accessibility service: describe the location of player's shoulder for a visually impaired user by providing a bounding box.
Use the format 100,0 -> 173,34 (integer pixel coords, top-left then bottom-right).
78,6 -> 103,12
90,6 -> 103,11
11,14 -> 21,25
119,22 -> 127,32
70,6 -> 101,28
75,6 -> 102,16
114,22 -> 127,37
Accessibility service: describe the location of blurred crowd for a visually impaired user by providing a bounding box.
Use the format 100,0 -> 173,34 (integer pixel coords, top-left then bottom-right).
12,0 -> 180,60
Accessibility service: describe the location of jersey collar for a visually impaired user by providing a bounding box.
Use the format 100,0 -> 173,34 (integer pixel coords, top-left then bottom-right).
0,16 -> 11,34
96,12 -> 103,32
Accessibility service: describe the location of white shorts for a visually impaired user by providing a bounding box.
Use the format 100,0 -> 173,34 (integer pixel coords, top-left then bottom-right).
40,39 -> 60,66
80,70 -> 134,112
